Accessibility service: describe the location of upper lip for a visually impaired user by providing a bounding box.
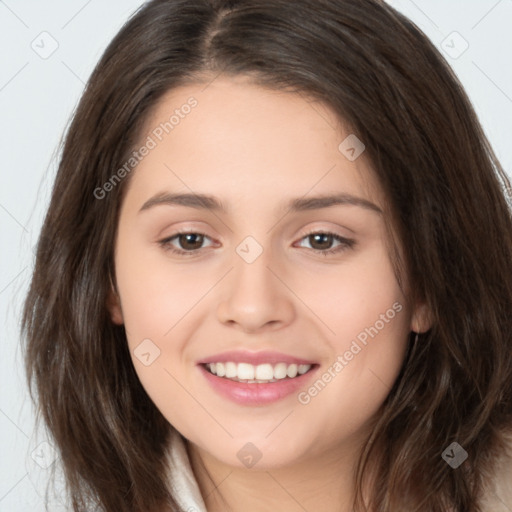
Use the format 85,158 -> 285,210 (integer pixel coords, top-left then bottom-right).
197,350 -> 316,366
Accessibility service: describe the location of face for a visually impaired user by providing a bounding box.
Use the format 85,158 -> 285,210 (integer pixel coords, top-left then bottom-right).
109,75 -> 427,470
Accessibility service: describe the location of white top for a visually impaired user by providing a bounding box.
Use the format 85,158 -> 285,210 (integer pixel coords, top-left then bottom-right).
165,429 -> 512,511
166,429 -> 208,512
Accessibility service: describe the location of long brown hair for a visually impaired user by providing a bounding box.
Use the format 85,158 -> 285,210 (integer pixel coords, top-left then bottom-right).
22,0 -> 512,510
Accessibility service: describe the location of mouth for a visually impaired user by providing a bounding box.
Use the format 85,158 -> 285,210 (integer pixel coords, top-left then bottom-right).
197,354 -> 319,406
202,361 -> 314,383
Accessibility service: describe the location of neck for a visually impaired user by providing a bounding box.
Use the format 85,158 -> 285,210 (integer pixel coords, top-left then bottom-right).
187,437 -> 368,512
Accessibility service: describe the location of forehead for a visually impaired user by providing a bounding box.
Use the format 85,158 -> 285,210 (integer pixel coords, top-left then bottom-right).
127,76 -> 383,211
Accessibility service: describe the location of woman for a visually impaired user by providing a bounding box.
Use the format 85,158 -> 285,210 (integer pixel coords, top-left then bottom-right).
22,0 -> 512,510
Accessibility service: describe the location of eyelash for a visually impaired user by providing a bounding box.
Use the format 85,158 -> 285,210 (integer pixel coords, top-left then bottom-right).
158,229 -> 356,257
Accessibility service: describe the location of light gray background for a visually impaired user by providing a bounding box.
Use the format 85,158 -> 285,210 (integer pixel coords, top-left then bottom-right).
1,1 -> 511,510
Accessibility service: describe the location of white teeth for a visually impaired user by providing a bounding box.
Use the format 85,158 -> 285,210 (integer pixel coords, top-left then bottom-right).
298,364 -> 310,375
206,362 -> 312,381
237,363 -> 255,380
287,364 -> 298,378
216,362 -> 226,377
273,363 -> 288,380
225,362 -> 237,378
255,363 -> 274,380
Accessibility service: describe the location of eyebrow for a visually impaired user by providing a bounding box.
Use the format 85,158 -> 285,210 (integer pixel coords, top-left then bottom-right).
138,192 -> 382,215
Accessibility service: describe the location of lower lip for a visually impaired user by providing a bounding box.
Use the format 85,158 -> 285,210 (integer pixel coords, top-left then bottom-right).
198,364 -> 318,406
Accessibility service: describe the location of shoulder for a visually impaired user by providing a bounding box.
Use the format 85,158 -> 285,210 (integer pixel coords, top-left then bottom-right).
479,429 -> 512,511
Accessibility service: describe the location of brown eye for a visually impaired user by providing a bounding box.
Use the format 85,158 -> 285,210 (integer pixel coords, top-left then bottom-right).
296,231 -> 355,256
308,233 -> 335,250
158,231 -> 214,256
177,233 -> 205,251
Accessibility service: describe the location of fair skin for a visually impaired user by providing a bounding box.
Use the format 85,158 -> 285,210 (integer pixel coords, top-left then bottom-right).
109,75 -> 431,512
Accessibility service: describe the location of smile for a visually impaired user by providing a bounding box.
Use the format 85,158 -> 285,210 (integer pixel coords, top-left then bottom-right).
199,361 -> 318,406
204,362 -> 312,383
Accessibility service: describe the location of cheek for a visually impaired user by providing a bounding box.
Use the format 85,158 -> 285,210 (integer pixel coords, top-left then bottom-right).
113,234 -> 216,407
113,242 -> 197,423
297,243 -> 407,344
292,247 -> 410,435
114,235 -> 205,343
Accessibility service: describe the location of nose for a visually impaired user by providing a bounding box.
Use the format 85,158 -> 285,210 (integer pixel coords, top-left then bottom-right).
216,248 -> 296,333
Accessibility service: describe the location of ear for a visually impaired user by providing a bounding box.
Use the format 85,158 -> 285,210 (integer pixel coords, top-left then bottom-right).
106,280 -> 124,325
410,301 -> 433,333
